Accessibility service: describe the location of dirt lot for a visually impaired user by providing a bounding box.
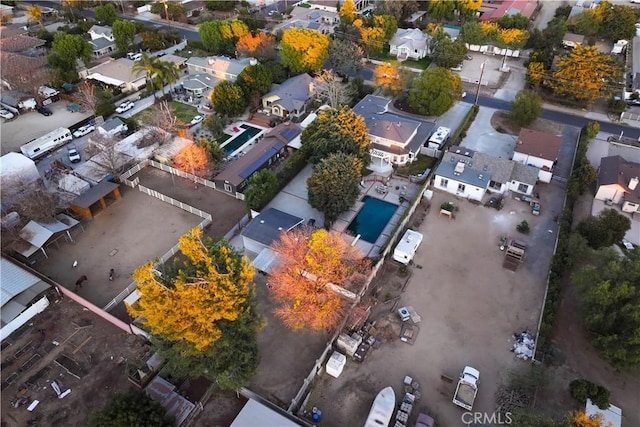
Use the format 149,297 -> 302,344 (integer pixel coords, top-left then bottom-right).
305,186 -> 565,427
0,292 -> 152,427
33,186 -> 203,311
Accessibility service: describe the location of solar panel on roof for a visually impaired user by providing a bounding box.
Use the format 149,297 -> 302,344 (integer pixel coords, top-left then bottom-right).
309,11 -> 320,19
280,127 -> 300,141
307,22 -> 321,30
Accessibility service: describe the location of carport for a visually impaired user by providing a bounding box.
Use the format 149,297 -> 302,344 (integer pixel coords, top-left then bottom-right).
69,180 -> 121,220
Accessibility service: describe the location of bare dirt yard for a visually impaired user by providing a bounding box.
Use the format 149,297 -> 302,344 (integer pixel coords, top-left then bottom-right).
1,292 -> 152,427
305,187 -> 565,427
490,111 -> 563,136
33,186 -> 202,310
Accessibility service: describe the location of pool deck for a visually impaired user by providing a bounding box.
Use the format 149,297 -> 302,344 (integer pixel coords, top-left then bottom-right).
333,177 -> 421,258
220,121 -> 269,158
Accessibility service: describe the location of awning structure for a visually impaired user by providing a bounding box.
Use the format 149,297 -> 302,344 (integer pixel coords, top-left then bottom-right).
18,221 -> 54,259
86,73 -> 125,87
252,247 -> 281,275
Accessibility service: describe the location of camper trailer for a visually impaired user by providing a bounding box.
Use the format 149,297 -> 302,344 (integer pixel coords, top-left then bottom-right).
393,229 -> 423,265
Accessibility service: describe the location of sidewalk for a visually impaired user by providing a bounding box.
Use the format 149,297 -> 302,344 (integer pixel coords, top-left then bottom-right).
124,11 -> 200,31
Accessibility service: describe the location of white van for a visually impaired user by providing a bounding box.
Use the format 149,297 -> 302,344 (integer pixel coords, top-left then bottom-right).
393,229 -> 424,265
127,52 -> 142,61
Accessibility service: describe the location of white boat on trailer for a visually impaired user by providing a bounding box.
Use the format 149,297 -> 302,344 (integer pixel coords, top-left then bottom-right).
364,386 -> 396,427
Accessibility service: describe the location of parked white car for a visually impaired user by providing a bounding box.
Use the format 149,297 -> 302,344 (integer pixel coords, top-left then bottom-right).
190,115 -> 204,126
622,239 -> 635,250
73,124 -> 95,138
67,145 -> 81,163
0,109 -> 15,120
451,64 -> 463,72
115,100 -> 135,114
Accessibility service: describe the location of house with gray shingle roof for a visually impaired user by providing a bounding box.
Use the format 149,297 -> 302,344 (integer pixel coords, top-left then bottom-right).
434,146 -> 538,202
90,36 -> 116,58
185,56 -> 254,82
261,73 -> 318,120
389,28 -> 430,61
88,25 -> 114,41
241,208 -> 303,254
595,155 -> 640,214
352,95 -> 436,171
273,6 -> 339,35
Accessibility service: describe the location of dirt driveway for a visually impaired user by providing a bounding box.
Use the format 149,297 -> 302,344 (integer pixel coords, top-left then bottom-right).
305,185 -> 565,426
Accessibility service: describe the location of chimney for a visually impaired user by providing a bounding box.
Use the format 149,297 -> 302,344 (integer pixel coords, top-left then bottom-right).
630,176 -> 639,190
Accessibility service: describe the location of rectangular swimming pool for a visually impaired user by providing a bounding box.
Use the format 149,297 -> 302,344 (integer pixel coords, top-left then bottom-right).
347,196 -> 398,244
221,124 -> 263,155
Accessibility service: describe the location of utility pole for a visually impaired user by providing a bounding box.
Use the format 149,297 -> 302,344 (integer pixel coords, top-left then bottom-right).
474,60 -> 487,106
164,1 -> 170,28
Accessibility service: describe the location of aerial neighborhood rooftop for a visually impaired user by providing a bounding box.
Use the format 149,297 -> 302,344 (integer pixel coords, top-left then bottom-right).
1,1 -> 639,426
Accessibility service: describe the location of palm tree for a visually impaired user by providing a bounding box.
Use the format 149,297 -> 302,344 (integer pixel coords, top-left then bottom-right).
160,61 -> 180,95
26,5 -> 45,30
132,54 -> 165,101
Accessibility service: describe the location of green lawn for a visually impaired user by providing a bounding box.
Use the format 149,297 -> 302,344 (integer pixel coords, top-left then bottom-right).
370,49 -> 432,70
170,101 -> 199,124
396,155 -> 436,175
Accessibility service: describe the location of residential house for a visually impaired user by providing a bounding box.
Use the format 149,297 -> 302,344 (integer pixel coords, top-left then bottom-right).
261,73 -> 318,120
213,123 -> 295,194
88,25 -> 114,42
595,155 -> 640,214
562,32 -> 585,49
0,29 -> 47,108
478,0 -> 539,21
512,128 -> 562,183
352,95 -> 436,170
624,36 -> 640,100
434,147 -> 538,201
307,0 -> 373,12
97,117 -> 128,137
183,0 -> 205,17
185,56 -> 254,82
274,6 -> 339,35
90,36 -> 116,58
81,58 -> 146,92
389,28 -> 430,61
180,74 -> 217,96
0,4 -> 14,19
241,208 -> 303,254
568,0 -> 601,19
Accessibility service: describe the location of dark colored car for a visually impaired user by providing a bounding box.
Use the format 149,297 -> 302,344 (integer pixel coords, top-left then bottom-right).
36,105 -> 53,116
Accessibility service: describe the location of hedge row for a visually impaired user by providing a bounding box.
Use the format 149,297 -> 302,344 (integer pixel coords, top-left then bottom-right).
535,124 -> 595,358
449,104 -> 479,147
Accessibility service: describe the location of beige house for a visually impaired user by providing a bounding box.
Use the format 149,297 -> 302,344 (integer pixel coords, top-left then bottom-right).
185,56 -> 254,82
261,73 -> 318,119
595,155 -> 640,214
81,58 -> 146,92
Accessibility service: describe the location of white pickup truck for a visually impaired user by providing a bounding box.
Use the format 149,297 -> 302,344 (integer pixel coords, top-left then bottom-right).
453,366 -> 480,410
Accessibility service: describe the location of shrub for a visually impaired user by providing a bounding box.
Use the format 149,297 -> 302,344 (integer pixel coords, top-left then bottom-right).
516,220 -> 530,234
569,379 -> 610,409
276,149 -> 308,186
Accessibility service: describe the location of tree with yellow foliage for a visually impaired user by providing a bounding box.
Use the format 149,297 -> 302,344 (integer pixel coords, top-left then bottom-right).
497,28 -> 529,48
526,62 -> 546,87
571,411 -> 612,427
280,28 -> 330,73
172,143 -> 210,179
127,228 -> 261,389
374,61 -> 404,95
550,45 -> 622,102
269,228 -> 370,331
338,0 -> 357,23
457,0 -> 482,19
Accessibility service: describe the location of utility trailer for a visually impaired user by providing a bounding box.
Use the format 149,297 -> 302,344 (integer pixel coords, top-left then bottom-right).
503,239 -> 526,271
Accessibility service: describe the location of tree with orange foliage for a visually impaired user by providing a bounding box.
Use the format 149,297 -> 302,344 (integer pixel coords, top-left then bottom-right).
374,61 -> 405,95
571,411 -> 612,427
236,32 -> 277,61
127,228 -> 261,389
269,228 -> 370,331
172,143 -> 210,179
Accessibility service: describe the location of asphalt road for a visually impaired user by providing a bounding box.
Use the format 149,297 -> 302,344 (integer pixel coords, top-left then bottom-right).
468,96 -> 640,139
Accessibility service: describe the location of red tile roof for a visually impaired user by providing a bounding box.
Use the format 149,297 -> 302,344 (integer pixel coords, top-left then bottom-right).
479,0 -> 539,21
516,128 -> 562,161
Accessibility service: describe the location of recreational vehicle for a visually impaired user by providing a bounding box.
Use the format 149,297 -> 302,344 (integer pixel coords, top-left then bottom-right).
393,229 -> 423,265
20,127 -> 72,160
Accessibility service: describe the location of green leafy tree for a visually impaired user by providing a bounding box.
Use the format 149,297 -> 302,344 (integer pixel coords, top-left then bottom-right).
244,169 -> 280,211
205,0 -> 236,10
428,0 -> 455,21
375,0 -> 419,23
584,121 -> 600,139
199,20 -> 249,55
575,249 -> 640,368
237,64 -> 273,99
567,10 -> 601,37
430,34 -> 467,69
307,153 -> 362,226
510,90 -> 543,126
601,5 -> 637,41
301,106 -> 371,168
576,208 -> 631,249
112,19 -> 136,53
280,28 -> 330,73
573,157 -> 598,195
48,32 -> 92,80
237,8 -> 268,32
460,21 -> 487,45
89,389 -> 174,427
373,14 -> 398,44
210,81 -> 248,117
150,1 -> 186,20
408,67 -> 462,116
194,138 -> 225,171
328,39 -> 363,76
496,13 -> 531,30
94,3 -> 117,25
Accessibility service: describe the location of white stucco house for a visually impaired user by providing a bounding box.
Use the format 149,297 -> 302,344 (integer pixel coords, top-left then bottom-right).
434,147 -> 538,202
185,56 -> 255,82
595,155 -> 640,213
352,95 -> 435,171
389,28 -> 430,61
512,128 -> 562,183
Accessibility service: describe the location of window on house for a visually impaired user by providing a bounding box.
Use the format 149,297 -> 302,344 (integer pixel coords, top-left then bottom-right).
518,183 -> 529,193
224,184 -> 232,193
440,178 -> 448,187
457,183 -> 466,192
489,180 -> 501,190
393,156 -> 398,162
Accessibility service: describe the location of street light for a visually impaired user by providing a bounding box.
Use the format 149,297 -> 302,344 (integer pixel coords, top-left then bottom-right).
474,59 -> 487,106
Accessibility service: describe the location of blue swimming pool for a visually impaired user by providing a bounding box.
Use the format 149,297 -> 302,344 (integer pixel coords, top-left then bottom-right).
221,124 -> 263,155
347,196 -> 398,243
